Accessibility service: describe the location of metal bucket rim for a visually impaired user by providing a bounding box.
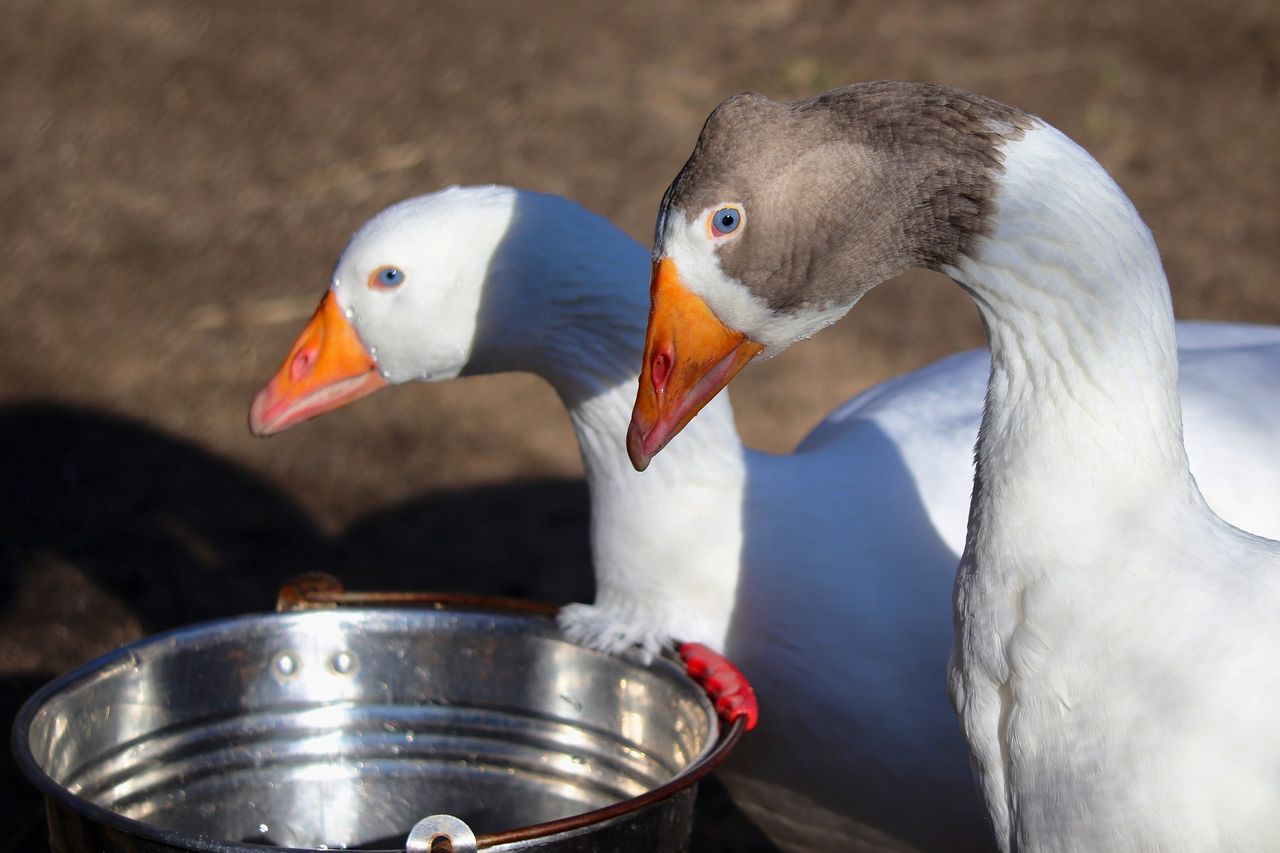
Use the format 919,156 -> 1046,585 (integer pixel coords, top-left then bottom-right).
12,605 -> 746,852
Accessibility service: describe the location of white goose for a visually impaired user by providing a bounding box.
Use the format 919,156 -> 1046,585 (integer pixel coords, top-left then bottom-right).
632,81 -> 1280,851
250,185 -> 1280,852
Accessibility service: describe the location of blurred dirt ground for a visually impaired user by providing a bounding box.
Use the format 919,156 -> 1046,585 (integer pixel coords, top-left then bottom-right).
2,0 -> 1278,849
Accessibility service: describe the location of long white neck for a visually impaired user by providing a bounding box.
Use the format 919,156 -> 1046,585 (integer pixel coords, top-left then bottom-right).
466,193 -> 748,650
940,125 -> 1280,851
945,123 -> 1201,571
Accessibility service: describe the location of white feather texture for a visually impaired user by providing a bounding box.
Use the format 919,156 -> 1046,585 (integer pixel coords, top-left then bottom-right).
327,185 -> 1280,852
942,122 -> 1280,851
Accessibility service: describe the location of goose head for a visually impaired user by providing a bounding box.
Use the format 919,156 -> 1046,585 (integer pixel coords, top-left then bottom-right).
250,186 -> 614,435
626,81 -> 1029,470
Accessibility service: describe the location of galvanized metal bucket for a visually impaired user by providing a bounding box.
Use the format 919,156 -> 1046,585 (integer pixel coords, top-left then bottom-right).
13,576 -> 744,852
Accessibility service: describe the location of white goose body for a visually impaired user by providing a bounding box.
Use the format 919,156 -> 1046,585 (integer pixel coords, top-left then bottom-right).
255,185 -> 1280,852
946,122 -> 1280,851
637,81 -> 1280,852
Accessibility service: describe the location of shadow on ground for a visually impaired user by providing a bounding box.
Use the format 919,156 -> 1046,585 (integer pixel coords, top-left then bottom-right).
0,404 -> 774,852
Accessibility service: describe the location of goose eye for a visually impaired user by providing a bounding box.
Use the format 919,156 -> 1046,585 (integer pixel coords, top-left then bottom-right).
371,266 -> 405,289
710,206 -> 742,237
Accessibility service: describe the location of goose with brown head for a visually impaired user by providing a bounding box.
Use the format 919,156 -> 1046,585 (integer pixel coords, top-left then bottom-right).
627,81 -> 1028,470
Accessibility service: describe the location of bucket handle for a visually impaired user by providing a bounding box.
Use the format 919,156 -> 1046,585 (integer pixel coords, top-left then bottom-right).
276,572 -> 559,616
406,815 -> 478,853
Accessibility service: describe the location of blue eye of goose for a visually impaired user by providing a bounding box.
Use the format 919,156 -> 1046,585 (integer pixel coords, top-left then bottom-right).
376,266 -> 404,287
711,207 -> 741,236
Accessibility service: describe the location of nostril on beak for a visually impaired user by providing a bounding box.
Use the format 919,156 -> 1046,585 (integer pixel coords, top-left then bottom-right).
651,347 -> 672,395
290,347 -> 316,382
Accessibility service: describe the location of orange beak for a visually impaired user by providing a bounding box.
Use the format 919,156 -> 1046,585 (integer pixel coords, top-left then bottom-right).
248,291 -> 387,436
627,258 -> 763,471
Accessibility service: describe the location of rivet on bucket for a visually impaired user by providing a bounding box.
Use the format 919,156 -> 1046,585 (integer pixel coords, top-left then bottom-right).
406,814 -> 477,853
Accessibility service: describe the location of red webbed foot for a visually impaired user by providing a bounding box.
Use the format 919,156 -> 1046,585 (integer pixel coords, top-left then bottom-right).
679,642 -> 758,730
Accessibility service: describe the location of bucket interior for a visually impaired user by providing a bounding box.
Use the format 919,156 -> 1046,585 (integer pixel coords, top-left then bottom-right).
19,609 -> 716,850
